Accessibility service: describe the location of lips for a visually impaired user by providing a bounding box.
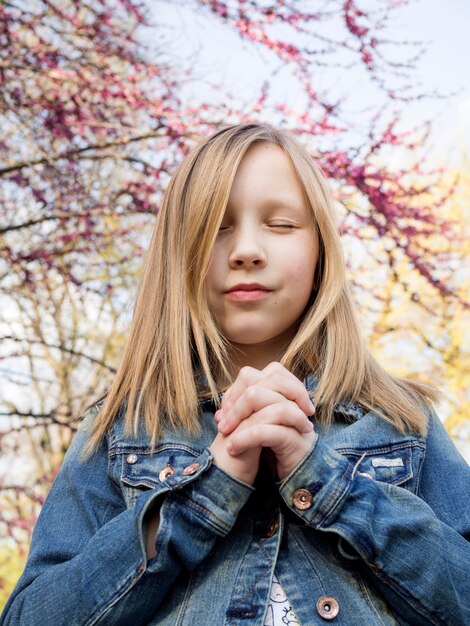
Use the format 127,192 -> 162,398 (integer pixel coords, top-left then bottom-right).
225,283 -> 272,303
226,283 -> 271,293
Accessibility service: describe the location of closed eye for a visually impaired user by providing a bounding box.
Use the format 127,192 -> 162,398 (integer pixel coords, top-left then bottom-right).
217,224 -> 295,232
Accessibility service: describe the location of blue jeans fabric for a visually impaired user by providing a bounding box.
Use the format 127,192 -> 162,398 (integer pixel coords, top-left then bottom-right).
2,374 -> 469,625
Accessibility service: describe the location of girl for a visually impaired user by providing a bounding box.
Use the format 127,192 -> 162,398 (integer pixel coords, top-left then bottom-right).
2,124 -> 469,626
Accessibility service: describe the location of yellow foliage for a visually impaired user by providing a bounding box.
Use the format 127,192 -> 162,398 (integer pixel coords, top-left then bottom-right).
361,156 -> 470,454
0,542 -> 27,613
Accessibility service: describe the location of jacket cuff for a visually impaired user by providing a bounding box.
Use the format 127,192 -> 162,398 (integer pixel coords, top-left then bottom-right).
137,448 -> 255,573
278,437 -> 354,527
161,448 -> 255,534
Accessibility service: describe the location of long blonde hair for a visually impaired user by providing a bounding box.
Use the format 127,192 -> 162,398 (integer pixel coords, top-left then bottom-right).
83,123 -> 439,458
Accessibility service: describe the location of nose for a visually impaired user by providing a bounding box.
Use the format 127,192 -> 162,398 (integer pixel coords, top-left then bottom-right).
228,226 -> 267,268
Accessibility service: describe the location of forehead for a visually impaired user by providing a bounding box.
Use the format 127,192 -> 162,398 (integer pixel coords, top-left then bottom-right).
228,142 -> 307,210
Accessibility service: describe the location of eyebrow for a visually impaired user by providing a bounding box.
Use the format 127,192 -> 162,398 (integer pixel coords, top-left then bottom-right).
224,197 -> 310,218
259,198 -> 307,212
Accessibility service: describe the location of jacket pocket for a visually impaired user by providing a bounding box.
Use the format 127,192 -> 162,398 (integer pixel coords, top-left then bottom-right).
116,443 -> 203,506
334,443 -> 419,488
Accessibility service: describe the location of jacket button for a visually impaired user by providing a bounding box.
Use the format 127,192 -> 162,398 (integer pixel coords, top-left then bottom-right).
292,488 -> 313,510
316,596 -> 339,620
265,518 -> 279,538
159,466 -> 175,481
182,463 -> 200,476
126,453 -> 138,464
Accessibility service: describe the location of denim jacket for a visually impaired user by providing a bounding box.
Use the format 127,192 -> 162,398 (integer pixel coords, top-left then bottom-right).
2,374 -> 470,625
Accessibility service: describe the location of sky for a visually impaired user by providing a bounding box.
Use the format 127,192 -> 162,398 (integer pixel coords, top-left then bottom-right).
396,0 -> 470,160
149,0 -> 470,167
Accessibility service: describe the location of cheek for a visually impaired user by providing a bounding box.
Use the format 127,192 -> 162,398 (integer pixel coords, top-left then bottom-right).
205,250 -> 222,289
204,253 -> 226,318
285,250 -> 317,289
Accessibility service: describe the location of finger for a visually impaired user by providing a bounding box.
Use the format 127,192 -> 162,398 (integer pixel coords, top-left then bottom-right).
220,366 -> 264,411
226,423 -> 301,456
218,363 -> 315,436
248,402 -> 314,434
219,387 -> 282,433
219,389 -> 313,436
232,362 -> 315,416
261,362 -> 315,417
227,363 -> 315,417
220,384 -> 233,410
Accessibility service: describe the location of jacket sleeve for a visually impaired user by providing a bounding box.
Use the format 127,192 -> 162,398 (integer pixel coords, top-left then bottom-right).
277,409 -> 470,626
0,407 -> 254,626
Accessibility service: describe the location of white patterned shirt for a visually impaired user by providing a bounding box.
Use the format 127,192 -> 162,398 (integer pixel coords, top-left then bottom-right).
264,574 -> 300,625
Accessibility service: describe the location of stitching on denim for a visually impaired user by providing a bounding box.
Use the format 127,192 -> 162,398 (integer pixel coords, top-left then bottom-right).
357,573 -> 388,626
85,570 -> 141,626
280,443 -> 316,486
258,539 -> 274,567
106,448 -> 115,488
314,462 -> 352,525
289,526 -> 325,584
215,515 -> 283,619
170,491 -> 231,535
175,570 -> 194,626
228,567 -> 271,615
335,441 -> 425,456
222,535 -> 265,616
109,443 -> 201,457
366,565 -> 445,626
105,430 -> 113,478
414,439 -> 427,496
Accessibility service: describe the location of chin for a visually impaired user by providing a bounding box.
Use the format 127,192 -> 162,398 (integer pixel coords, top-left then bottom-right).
225,330 -> 278,345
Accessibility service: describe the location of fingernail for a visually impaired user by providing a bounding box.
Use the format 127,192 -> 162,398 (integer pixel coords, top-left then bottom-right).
226,441 -> 234,454
218,419 -> 226,431
309,399 -> 315,413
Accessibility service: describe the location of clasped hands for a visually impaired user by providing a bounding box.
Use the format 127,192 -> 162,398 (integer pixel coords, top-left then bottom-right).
209,362 -> 317,485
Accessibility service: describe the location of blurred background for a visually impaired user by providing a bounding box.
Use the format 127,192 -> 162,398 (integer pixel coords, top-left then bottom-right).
1,0 -> 469,605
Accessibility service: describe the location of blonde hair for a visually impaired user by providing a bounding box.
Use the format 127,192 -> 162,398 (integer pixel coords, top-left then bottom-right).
83,123 -> 439,458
